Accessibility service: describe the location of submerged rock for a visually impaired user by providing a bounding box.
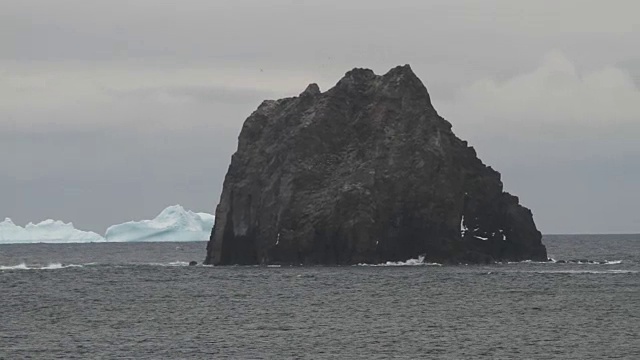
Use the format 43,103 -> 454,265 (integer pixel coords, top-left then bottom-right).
205,65 -> 547,265
189,261 -> 198,266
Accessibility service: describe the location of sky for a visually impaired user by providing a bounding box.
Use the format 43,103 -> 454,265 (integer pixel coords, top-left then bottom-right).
1,0 -> 639,234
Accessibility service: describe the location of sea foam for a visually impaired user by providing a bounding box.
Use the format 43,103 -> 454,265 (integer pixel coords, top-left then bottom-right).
0,262 -> 85,270
357,255 -> 441,267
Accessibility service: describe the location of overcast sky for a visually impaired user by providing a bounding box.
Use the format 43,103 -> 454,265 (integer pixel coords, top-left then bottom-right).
2,0 -> 639,234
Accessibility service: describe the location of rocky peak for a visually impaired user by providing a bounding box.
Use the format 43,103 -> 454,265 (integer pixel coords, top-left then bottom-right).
382,64 -> 426,86
330,65 -> 435,116
205,65 -> 547,265
300,83 -> 321,97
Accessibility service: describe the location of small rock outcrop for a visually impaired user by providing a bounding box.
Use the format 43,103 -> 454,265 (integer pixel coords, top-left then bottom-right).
205,65 -> 547,265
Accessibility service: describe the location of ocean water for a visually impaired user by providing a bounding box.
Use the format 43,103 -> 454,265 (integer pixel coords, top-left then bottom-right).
1,235 -> 638,359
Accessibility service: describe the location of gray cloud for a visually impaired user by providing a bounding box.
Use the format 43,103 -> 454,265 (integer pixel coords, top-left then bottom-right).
0,126 -> 235,232
1,0 -> 639,234
434,52 -> 640,233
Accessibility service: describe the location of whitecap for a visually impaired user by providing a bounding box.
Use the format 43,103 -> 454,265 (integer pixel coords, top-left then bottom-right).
530,269 -> 637,274
167,261 -> 189,266
508,259 -> 624,265
144,261 -> 190,267
357,255 -> 441,267
603,260 -> 623,265
0,263 -> 29,270
0,262 -> 85,270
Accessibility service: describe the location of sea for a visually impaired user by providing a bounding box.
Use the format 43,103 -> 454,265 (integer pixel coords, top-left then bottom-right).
1,234 -> 638,359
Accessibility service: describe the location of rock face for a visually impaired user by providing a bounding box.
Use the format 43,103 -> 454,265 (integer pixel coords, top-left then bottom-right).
205,65 -> 547,265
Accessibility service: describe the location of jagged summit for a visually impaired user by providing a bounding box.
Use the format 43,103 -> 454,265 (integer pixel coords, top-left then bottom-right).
300,83 -> 321,97
335,65 -> 422,90
331,65 -> 436,117
205,65 -> 547,265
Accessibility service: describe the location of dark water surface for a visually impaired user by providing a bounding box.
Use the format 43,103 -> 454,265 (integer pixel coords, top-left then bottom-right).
1,235 -> 638,359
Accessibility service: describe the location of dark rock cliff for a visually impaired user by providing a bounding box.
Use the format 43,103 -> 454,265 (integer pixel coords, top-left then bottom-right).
205,65 -> 547,265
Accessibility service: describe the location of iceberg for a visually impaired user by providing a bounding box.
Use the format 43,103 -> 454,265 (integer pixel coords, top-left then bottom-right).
0,218 -> 105,244
104,205 -> 214,242
0,205 -> 214,244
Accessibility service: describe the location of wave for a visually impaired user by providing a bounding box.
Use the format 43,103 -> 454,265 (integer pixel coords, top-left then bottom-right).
0,261 -> 200,270
529,269 -> 637,274
357,255 -> 441,267
508,259 -> 624,265
605,260 -> 623,264
0,263 -> 29,270
507,260 -> 553,265
143,261 -> 193,267
0,262 -> 85,270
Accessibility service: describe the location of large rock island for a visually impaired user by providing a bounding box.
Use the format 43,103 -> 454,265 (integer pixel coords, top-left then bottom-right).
205,65 -> 547,265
